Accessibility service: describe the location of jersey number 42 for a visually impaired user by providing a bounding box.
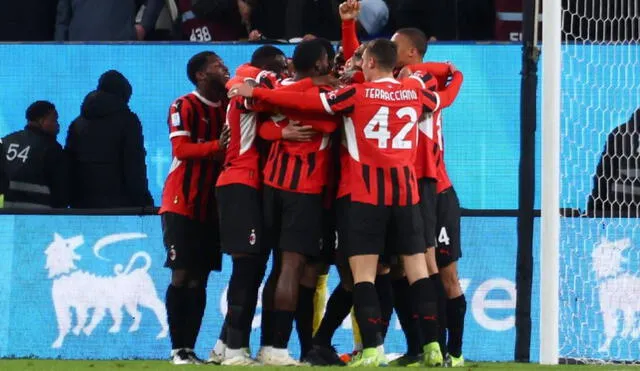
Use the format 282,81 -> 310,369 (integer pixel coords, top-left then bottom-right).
364,106 -> 418,149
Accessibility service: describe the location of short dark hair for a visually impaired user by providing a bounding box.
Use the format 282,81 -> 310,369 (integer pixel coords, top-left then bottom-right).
250,45 -> 286,69
395,27 -> 428,57
187,51 -> 220,85
26,101 -> 55,122
315,38 -> 336,64
365,38 -> 397,71
292,40 -> 327,73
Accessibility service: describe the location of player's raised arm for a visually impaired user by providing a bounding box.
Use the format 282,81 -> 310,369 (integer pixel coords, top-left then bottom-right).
437,65 -> 464,109
340,0 -> 361,60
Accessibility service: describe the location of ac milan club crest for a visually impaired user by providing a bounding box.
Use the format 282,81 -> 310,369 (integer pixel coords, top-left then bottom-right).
249,229 -> 256,246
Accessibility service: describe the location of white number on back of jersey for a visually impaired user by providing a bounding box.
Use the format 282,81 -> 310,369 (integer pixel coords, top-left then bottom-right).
364,106 -> 418,149
363,107 -> 391,148
6,143 -> 30,163
438,227 -> 450,246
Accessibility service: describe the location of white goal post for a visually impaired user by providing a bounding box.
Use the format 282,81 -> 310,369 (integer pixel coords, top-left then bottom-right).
540,0 -> 561,364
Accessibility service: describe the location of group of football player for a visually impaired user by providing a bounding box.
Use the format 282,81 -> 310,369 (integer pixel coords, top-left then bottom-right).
159,0 -> 465,367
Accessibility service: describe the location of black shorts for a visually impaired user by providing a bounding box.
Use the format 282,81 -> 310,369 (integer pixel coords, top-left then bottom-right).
347,202 -> 424,258
419,178 -> 438,248
161,212 -> 222,272
435,187 -> 462,268
263,186 -> 323,257
216,184 -> 264,255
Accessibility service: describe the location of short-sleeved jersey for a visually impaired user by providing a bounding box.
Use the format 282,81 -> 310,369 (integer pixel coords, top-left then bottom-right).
320,78 -> 440,206
160,91 -> 225,222
433,109 -> 453,193
262,78 -> 338,194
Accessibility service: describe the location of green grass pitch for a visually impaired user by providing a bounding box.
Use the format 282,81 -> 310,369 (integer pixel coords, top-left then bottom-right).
0,360 -> 634,370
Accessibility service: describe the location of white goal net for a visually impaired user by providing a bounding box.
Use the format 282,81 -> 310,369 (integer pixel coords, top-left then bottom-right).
559,0 -> 640,363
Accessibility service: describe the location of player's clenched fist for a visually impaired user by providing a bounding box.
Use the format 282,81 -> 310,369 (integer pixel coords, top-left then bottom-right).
339,0 -> 360,21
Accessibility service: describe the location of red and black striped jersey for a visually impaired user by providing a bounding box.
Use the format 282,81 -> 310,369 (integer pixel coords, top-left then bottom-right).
251,78 -> 440,206
406,63 -> 464,194
216,96 -> 262,189
159,91 -> 226,222
260,78 -> 338,194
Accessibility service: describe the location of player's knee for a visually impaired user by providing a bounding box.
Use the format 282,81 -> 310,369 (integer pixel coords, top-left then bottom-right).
440,265 -> 462,297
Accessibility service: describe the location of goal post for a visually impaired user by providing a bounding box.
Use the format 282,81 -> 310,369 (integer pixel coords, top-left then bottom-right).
540,0 -> 561,365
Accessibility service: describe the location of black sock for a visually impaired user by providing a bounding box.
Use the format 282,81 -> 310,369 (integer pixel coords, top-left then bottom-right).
410,278 -> 439,346
314,284 -> 352,346
446,295 -> 466,357
185,283 -> 207,349
225,257 -> 254,350
243,256 -> 267,348
272,310 -> 296,349
375,274 -> 394,341
353,282 -> 383,349
296,285 -> 316,358
392,277 -> 421,356
430,274 -> 448,355
166,284 -> 188,349
218,319 -> 228,343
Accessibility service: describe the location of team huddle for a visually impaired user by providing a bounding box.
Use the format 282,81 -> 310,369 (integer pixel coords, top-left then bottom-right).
159,0 -> 465,367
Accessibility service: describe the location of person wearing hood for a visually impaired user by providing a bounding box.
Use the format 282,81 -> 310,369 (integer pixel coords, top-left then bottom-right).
0,101 -> 69,209
65,70 -> 154,209
588,107 -> 640,216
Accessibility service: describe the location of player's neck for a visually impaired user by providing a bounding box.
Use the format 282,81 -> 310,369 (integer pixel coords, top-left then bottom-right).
196,87 -> 222,102
367,70 -> 394,82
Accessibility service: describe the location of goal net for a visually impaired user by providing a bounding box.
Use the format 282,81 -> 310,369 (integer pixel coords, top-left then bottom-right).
558,0 -> 640,363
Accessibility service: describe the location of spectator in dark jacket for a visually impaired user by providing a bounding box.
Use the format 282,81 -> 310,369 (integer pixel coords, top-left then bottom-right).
65,70 -> 154,209
0,101 -> 69,209
55,0 -> 164,41
588,108 -> 640,216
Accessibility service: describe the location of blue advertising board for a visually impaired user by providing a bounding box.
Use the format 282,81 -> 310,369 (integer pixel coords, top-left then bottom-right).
0,43 -> 524,210
0,215 -> 523,361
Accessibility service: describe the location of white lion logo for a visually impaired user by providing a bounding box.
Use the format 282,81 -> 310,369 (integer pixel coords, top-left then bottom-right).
592,235 -> 640,353
45,233 -> 169,349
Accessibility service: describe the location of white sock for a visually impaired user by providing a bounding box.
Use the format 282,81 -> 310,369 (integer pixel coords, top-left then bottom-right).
376,345 -> 385,354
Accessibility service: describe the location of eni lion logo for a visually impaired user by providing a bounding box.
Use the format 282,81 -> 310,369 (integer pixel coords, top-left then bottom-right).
44,233 -> 168,348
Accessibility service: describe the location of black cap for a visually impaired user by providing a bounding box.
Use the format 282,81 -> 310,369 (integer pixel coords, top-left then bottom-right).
97,70 -> 132,103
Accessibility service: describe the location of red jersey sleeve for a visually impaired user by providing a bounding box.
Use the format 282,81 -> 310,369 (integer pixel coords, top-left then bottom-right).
420,88 -> 441,114
258,117 -> 285,141
319,85 -> 357,115
341,19 -> 360,60
251,87 -> 330,114
437,71 -> 463,108
168,98 -> 220,160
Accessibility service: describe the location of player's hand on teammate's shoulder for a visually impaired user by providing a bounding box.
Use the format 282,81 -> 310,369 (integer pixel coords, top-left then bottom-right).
397,66 -> 413,79
339,0 -> 360,21
447,62 -> 458,74
282,122 -> 316,142
228,83 -> 254,98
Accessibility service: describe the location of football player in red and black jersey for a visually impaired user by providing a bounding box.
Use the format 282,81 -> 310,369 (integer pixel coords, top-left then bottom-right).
403,61 -> 465,367
159,51 -> 229,365
250,40 -> 339,366
229,39 -> 443,367
209,45 -> 293,366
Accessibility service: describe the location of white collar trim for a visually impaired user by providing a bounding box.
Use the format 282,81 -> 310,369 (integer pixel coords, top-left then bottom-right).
192,91 -> 221,107
372,77 -> 400,84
